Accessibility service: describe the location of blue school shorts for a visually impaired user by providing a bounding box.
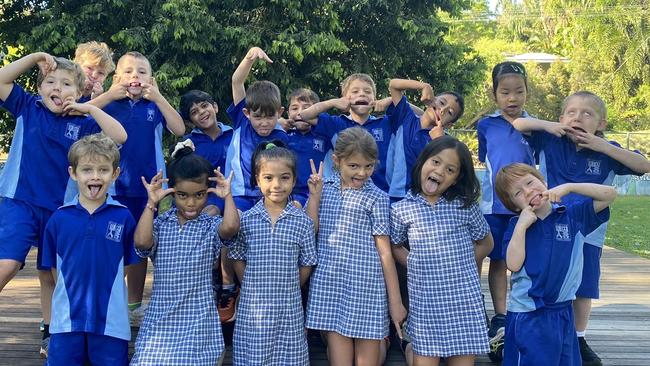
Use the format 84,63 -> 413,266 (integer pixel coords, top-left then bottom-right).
0,198 -> 52,269
233,195 -> 260,212
485,214 -> 514,260
47,332 -> 128,366
504,303 -> 580,366
576,243 -> 602,299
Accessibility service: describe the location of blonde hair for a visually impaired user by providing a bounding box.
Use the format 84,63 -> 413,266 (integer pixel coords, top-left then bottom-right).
68,133 -> 120,170
495,163 -> 546,212
561,91 -> 607,120
333,127 -> 378,163
341,73 -> 376,97
37,57 -> 85,94
74,41 -> 115,73
116,51 -> 152,74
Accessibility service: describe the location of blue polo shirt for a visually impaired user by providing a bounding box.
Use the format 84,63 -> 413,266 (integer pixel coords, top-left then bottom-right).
41,195 -> 138,341
185,123 -> 234,171
0,84 -> 101,211
503,201 -> 608,313
103,98 -> 168,198
225,100 -> 288,197
287,129 -> 332,202
477,111 -> 535,215
313,112 -> 396,193
527,131 -> 644,247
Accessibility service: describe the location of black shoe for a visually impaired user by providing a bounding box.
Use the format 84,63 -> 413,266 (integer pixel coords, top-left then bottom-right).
487,314 -> 506,363
488,314 -> 506,339
579,337 -> 602,366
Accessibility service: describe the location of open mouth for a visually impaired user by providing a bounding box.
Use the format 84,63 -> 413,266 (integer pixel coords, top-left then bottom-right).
529,193 -> 543,207
571,126 -> 587,133
51,96 -> 63,106
353,100 -> 370,106
129,82 -> 141,88
424,176 -> 440,193
88,184 -> 103,198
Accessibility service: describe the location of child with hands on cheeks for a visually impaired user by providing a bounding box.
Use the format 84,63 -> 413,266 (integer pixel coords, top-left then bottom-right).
391,136 -> 493,366
130,146 -> 239,366
73,41 -> 115,102
228,141 -> 319,366
305,127 -> 406,366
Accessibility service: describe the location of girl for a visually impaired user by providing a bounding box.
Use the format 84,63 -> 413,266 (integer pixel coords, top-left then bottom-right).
391,136 -> 494,366
306,127 -> 407,366
131,147 -> 239,365
228,140 -> 319,365
476,61 -> 535,355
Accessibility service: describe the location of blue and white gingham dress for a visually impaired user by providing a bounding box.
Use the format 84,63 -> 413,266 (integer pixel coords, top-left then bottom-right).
306,173 -> 391,339
228,200 -> 317,366
131,209 -> 224,366
391,192 -> 490,357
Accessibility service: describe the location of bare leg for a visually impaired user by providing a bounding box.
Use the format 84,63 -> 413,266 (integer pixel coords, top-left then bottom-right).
39,270 -> 55,324
378,337 -> 388,366
446,355 -> 476,366
0,259 -> 21,291
412,353 -> 440,366
488,259 -> 507,315
354,338 -> 380,366
327,332 -> 354,366
126,259 -> 147,304
574,297 -> 592,332
221,248 -> 235,286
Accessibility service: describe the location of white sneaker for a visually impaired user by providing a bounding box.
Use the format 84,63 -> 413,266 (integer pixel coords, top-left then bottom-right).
129,303 -> 147,327
40,337 -> 49,358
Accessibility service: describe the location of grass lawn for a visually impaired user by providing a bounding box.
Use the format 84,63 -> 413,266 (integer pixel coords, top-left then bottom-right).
607,195 -> 650,259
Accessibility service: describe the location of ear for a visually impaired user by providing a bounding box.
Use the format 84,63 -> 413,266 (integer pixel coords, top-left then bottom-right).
112,166 -> 121,181
597,117 -> 607,132
68,166 -> 77,181
212,103 -> 219,114
332,154 -> 340,168
242,108 -> 250,119
278,106 -> 285,116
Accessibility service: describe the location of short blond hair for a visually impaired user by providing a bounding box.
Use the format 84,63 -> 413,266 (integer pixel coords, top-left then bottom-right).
68,133 -> 120,170
116,51 -> 151,74
341,73 -> 376,97
74,41 -> 115,73
495,163 -> 546,213
37,57 -> 85,94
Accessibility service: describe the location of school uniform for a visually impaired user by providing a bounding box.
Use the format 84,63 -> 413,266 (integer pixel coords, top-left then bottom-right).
41,196 -> 137,365
287,129 -> 331,206
0,84 -> 101,267
228,200 -> 317,365
502,200 -> 608,366
225,100 -> 288,212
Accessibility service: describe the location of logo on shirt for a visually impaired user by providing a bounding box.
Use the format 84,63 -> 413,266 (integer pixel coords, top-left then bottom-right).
106,221 -> 124,242
147,108 -> 155,122
585,159 -> 602,175
64,123 -> 80,141
520,137 -> 529,146
371,128 -> 384,142
313,138 -> 324,152
555,224 -> 571,242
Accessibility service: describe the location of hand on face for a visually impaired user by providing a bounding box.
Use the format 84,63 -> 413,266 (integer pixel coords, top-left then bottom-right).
141,77 -> 161,102
141,171 -> 174,204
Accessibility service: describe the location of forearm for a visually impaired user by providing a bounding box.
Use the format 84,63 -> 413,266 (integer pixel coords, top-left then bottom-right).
134,204 -> 156,250
506,227 -> 527,272
305,194 -> 321,233
86,90 -> 114,109
376,237 -> 403,307
0,53 -> 39,100
300,100 -> 338,122
600,143 -> 650,174
218,194 -> 239,240
87,105 -> 127,144
156,97 -> 185,136
233,260 -> 246,282
388,79 -> 430,105
231,58 -> 254,105
391,245 -> 409,268
474,233 -> 494,265
512,117 -> 554,133
299,266 -> 313,287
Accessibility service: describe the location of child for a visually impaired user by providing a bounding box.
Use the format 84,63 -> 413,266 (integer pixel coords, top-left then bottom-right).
298,73 -> 396,194
179,89 -> 237,322
89,51 -> 186,324
130,147 -> 239,365
283,88 -> 332,207
73,41 -> 115,102
227,46 -> 288,212
386,78 -> 465,200
228,141 -> 319,365
476,61 -> 536,353
495,163 -> 616,366
391,135 -> 494,366
41,134 -> 136,365
306,127 -> 406,365
0,53 -> 127,357
513,91 -> 650,365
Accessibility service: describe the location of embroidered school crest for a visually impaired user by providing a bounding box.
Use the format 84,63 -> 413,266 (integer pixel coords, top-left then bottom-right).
106,221 -> 124,242
313,138 -> 324,152
585,159 -> 601,175
147,108 -> 155,122
371,128 -> 384,142
64,123 -> 80,141
555,224 -> 570,242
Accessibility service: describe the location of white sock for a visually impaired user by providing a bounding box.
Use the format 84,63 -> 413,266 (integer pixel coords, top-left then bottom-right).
222,284 -> 235,291
576,331 -> 586,338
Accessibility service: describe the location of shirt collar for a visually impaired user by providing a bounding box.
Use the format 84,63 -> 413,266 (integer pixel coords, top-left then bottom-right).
247,199 -> 302,222
324,172 -> 374,191
61,194 -> 125,213
190,122 -> 233,136
341,114 -> 380,124
487,110 -> 530,118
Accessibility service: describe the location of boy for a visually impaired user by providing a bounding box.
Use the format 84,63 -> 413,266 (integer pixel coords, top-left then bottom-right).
513,91 -> 650,365
495,163 -> 616,366
89,51 -> 185,325
227,46 -> 288,212
179,89 -> 236,322
298,73 -> 394,193
42,134 -> 137,365
74,41 -> 115,102
0,52 -> 127,356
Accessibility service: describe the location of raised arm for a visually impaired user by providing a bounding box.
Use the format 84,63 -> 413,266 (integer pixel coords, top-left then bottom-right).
298,97 -> 351,124
544,183 -> 617,214
142,78 -> 185,136
134,171 -> 174,250
513,117 -> 573,137
305,160 -> 323,233
506,207 -> 536,272
232,47 -> 273,105
209,169 -> 240,240
0,52 -> 56,101
388,78 -> 433,107
63,102 -> 127,144
87,75 -> 128,109
572,133 -> 650,174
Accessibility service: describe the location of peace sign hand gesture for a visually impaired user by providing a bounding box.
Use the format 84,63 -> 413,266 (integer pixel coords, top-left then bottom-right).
307,159 -> 324,196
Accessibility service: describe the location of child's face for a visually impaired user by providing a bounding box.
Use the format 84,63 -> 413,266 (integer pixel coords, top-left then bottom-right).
69,155 -> 119,205
80,61 -> 109,96
494,74 -> 527,120
173,179 -> 209,225
423,94 -> 461,129
244,108 -> 283,137
419,148 -> 460,203
189,101 -> 218,131
560,96 -> 605,141
115,55 -> 152,98
256,159 -> 296,206
507,173 -> 549,213
38,69 -> 81,114
288,97 -> 315,133
333,152 -> 375,189
344,79 -> 375,116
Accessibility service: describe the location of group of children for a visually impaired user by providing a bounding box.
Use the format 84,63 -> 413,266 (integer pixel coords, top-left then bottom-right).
0,40 -> 647,366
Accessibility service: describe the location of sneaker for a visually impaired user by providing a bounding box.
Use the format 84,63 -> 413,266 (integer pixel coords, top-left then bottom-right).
579,337 -> 602,366
218,287 -> 239,323
39,319 -> 45,332
129,303 -> 147,327
40,337 -> 49,358
488,314 -> 506,363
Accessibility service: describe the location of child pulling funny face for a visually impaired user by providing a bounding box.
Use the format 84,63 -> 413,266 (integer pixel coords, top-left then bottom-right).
419,148 -> 460,203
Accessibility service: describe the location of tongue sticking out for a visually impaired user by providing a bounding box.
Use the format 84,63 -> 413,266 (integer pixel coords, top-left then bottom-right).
89,185 -> 101,198
529,194 -> 542,207
424,178 -> 439,194
52,97 -> 63,106
129,82 -> 141,87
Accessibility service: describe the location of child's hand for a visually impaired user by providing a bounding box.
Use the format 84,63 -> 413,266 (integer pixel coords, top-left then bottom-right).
518,206 -> 538,228
142,77 -> 162,103
420,83 -> 435,106
278,117 -> 293,131
141,171 -> 174,204
545,122 -> 573,138
332,96 -> 351,112
390,302 -> 408,339
307,159 -> 324,196
245,47 -> 273,64
543,184 -> 570,203
373,98 -> 392,113
35,52 -> 57,76
62,97 -> 93,116
91,81 -> 104,99
428,108 -> 445,140
108,75 -> 129,100
570,129 -> 608,152
208,167 -> 234,199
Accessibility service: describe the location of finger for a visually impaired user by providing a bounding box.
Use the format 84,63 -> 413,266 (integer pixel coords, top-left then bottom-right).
394,320 -> 403,339
227,171 -> 234,183
310,159 -> 317,175
162,188 -> 175,197
152,77 -> 158,88
141,176 -> 149,187
318,161 -> 324,177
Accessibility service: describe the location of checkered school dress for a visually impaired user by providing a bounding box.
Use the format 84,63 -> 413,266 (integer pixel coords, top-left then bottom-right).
131,209 -> 224,366
228,200 -> 317,366
306,173 -> 391,339
391,192 -> 490,357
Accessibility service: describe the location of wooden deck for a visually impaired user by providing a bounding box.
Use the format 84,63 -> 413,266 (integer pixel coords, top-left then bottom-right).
1,246 -> 649,365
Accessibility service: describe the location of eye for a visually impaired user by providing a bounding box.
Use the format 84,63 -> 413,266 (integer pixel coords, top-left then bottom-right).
432,159 -> 440,165
514,191 -> 521,197
176,192 -> 187,199
447,167 -> 456,174
526,180 -> 532,185
195,191 -> 206,198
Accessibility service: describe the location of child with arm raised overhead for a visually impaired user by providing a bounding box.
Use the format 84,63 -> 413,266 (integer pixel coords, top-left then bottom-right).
130,147 -> 239,366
